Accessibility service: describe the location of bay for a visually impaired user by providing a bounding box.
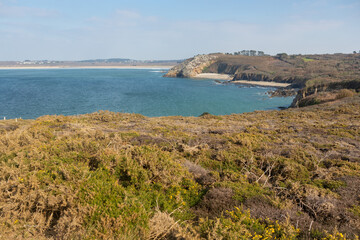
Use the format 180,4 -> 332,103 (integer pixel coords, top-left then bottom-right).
0,69 -> 294,119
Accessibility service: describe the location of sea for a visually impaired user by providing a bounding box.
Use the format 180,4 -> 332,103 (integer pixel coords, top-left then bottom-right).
0,68 -> 294,119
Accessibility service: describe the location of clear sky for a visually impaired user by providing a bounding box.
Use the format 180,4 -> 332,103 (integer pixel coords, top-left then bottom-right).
0,0 -> 359,60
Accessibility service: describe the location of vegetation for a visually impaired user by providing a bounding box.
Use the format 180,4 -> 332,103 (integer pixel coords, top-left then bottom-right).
0,94 -> 359,239
232,50 -> 265,56
291,80 -> 360,107
203,53 -> 360,88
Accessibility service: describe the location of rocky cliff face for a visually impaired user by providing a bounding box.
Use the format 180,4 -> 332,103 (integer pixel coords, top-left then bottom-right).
290,80 -> 360,107
206,61 -> 307,88
164,54 -> 220,78
164,54 -> 307,87
164,53 -> 360,95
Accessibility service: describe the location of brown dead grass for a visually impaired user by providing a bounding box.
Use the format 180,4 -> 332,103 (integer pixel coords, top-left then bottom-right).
0,96 -> 359,239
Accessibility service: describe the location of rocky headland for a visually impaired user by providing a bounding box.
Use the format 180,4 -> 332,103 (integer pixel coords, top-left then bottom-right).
164,53 -> 220,78
165,52 -> 360,107
291,80 -> 360,107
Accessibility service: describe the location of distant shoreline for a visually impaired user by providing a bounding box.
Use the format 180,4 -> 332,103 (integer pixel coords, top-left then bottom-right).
231,80 -> 291,87
193,73 -> 233,80
192,73 -> 291,87
0,65 -> 174,70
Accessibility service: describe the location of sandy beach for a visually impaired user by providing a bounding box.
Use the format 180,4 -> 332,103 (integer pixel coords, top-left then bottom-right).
193,73 -> 233,80
0,65 -> 174,70
193,73 -> 290,87
231,80 -> 291,87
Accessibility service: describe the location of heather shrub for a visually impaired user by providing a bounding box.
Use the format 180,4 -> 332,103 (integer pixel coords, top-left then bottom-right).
336,89 -> 355,99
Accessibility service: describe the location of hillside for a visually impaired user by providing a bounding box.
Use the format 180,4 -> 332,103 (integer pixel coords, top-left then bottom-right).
1,95 -> 359,239
164,53 -> 360,89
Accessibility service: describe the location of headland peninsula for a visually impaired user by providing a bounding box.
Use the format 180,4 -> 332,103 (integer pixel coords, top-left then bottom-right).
164,52 -> 360,87
165,52 -> 360,107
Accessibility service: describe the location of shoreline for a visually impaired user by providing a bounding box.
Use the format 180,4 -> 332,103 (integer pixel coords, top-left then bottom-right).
231,80 -> 291,88
0,65 -> 174,70
192,73 -> 291,87
193,73 -> 233,80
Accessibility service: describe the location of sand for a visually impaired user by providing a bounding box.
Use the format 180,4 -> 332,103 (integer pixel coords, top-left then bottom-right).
193,73 -> 290,87
231,80 -> 291,87
193,73 -> 233,80
0,65 -> 174,70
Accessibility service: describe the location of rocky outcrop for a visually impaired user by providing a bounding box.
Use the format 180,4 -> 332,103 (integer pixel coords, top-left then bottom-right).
164,54 -> 220,78
290,80 -> 360,107
267,88 -> 298,98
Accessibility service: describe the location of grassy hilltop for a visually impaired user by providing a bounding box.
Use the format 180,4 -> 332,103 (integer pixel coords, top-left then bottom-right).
207,53 -> 360,88
1,94 -> 360,239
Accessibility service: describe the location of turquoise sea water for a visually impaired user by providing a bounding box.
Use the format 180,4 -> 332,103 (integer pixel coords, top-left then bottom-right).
0,69 -> 294,119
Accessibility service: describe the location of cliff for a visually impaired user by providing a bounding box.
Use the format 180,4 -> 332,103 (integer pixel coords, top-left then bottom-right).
165,53 -> 360,89
291,80 -> 360,107
163,53 -> 220,78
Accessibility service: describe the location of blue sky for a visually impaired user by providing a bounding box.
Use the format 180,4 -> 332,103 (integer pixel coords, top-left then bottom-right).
0,0 -> 359,60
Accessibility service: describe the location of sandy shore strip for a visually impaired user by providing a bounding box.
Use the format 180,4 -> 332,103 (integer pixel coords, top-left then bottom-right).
0,65 -> 174,70
193,73 -> 233,80
231,80 -> 291,87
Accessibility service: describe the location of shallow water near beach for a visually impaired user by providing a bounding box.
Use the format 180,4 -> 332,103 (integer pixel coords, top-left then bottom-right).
0,69 -> 294,119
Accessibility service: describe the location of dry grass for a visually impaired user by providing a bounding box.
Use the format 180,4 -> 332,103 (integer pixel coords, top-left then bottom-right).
0,96 -> 360,239
336,89 -> 356,99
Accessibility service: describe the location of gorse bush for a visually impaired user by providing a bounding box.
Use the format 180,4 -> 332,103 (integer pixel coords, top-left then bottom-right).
336,89 -> 355,99
0,96 -> 359,239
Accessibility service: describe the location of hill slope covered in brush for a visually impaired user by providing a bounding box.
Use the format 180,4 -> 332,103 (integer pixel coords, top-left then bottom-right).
165,53 -> 360,88
1,95 -> 360,239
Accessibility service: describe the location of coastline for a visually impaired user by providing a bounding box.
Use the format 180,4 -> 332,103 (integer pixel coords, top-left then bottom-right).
0,65 -> 174,70
193,73 -> 233,80
231,80 -> 291,87
192,73 -> 291,87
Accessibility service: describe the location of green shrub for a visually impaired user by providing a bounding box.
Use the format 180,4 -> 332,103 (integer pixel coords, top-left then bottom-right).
313,179 -> 346,191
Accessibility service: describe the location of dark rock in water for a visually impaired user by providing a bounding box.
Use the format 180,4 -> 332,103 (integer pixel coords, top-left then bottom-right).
268,88 -> 298,97
221,80 -> 231,85
278,106 -> 287,110
199,112 -> 211,117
